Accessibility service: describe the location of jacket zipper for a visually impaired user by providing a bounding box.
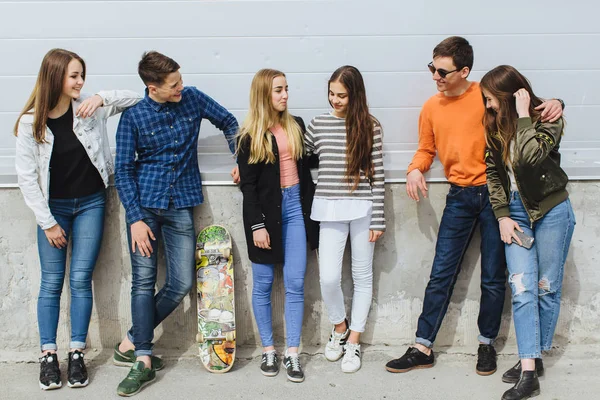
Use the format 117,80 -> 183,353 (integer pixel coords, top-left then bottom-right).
512,167 -> 536,228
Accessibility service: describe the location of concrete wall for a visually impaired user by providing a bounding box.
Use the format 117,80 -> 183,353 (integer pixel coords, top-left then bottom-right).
2,182 -> 599,360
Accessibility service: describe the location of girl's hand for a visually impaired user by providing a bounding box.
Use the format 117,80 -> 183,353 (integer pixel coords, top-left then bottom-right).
44,223 -> 68,249
369,230 -> 384,243
499,217 -> 523,245
231,166 -> 240,184
76,94 -> 103,118
253,228 -> 271,249
514,89 -> 531,118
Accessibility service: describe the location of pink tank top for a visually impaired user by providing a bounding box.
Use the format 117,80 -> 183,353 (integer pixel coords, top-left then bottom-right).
271,124 -> 300,187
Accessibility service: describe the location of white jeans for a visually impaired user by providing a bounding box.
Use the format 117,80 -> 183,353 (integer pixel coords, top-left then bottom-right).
318,215 -> 375,333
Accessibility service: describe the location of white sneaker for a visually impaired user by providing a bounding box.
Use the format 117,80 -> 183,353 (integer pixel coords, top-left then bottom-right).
324,325 -> 349,361
341,342 -> 361,373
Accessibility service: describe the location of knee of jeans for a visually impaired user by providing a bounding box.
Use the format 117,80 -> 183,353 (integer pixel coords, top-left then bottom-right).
132,274 -> 157,291
284,277 -> 305,296
70,272 -> 93,294
319,273 -> 341,290
538,276 -> 557,296
351,265 -> 373,283
509,273 -> 531,297
182,278 -> 194,295
171,276 -> 194,298
252,280 -> 274,297
39,279 -> 64,297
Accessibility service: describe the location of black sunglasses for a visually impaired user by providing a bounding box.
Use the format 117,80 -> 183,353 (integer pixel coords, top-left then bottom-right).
427,62 -> 458,79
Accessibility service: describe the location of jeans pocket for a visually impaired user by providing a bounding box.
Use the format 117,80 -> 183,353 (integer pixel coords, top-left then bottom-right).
447,185 -> 465,198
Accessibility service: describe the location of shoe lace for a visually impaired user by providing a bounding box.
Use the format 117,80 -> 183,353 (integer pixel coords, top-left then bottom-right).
343,343 -> 360,361
328,330 -> 347,348
287,354 -> 301,372
264,352 -> 276,367
402,346 -> 427,362
479,345 -> 495,362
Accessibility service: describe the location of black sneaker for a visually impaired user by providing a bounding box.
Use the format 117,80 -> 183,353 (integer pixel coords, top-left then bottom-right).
385,346 -> 434,373
476,344 -> 497,376
502,359 -> 544,384
67,350 -> 89,388
39,353 -> 62,390
283,352 -> 305,383
260,351 -> 279,377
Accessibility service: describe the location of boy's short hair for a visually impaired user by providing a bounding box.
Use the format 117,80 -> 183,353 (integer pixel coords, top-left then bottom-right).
433,36 -> 474,72
138,51 -> 180,86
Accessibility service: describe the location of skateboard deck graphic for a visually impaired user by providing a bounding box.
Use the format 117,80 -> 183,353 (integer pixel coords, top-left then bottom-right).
195,225 -> 236,373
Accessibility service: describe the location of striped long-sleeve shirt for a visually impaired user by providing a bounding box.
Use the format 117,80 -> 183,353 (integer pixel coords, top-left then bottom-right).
305,112 -> 385,231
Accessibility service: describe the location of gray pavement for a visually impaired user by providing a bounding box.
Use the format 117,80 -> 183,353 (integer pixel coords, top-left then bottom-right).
3,346 -> 596,400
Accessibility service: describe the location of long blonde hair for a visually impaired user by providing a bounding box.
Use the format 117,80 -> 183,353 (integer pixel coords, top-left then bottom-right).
13,48 -> 86,143
236,69 -> 304,164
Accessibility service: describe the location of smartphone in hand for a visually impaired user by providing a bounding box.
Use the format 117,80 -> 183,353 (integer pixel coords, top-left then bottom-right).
512,230 -> 534,249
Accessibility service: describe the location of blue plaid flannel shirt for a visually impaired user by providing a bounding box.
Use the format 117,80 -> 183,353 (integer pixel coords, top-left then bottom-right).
115,87 -> 238,224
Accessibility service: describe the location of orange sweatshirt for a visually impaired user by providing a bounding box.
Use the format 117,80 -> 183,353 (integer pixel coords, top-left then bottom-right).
407,81 -> 487,187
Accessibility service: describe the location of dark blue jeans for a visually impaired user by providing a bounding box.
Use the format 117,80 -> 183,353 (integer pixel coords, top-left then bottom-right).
37,190 -> 106,351
126,204 -> 196,357
416,184 -> 506,347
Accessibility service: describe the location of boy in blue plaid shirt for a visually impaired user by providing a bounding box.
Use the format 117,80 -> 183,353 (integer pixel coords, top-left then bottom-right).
114,51 -> 238,397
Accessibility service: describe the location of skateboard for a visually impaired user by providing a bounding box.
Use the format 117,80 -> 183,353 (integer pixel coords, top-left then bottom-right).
195,225 -> 236,373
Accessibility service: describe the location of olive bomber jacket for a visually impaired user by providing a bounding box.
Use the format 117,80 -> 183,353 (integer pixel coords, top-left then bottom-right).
485,117 -> 569,224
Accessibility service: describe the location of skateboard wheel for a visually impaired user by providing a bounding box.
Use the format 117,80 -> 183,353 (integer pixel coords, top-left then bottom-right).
195,250 -> 203,261
225,331 -> 235,342
196,332 -> 204,343
223,248 -> 231,259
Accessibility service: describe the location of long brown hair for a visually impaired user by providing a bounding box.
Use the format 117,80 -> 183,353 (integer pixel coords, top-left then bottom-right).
480,65 -> 549,165
13,48 -> 86,143
236,69 -> 304,164
329,66 -> 379,190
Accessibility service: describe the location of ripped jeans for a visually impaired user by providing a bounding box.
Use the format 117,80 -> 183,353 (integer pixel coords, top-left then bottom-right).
506,192 -> 575,359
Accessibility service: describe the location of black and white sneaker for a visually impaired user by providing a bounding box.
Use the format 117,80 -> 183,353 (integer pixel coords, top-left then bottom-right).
283,351 -> 304,383
39,353 -> 62,390
324,320 -> 349,361
341,342 -> 362,373
67,350 -> 89,388
260,350 -> 279,377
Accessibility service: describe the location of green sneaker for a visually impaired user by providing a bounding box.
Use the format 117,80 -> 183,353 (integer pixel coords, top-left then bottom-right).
113,344 -> 164,371
117,361 -> 156,397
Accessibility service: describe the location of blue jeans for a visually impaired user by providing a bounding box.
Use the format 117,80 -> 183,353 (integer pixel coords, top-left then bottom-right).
506,193 -> 575,359
416,184 -> 506,347
37,190 -> 106,351
126,204 -> 196,357
251,184 -> 307,348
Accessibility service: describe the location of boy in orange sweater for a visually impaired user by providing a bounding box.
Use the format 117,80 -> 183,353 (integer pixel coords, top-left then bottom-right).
385,36 -> 563,376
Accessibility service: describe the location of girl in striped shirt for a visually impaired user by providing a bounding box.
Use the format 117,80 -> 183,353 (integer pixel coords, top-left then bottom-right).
306,65 -> 385,373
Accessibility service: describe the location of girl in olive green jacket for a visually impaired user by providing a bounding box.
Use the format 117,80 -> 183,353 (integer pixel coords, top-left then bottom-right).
481,65 -> 575,400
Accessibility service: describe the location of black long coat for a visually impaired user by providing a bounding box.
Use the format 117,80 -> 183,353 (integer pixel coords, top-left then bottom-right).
237,116 -> 319,264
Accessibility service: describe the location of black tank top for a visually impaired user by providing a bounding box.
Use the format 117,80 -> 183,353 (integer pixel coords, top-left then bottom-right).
46,104 -> 104,199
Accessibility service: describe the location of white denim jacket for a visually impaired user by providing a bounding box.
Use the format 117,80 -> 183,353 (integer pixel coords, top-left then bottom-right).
15,90 -> 142,230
